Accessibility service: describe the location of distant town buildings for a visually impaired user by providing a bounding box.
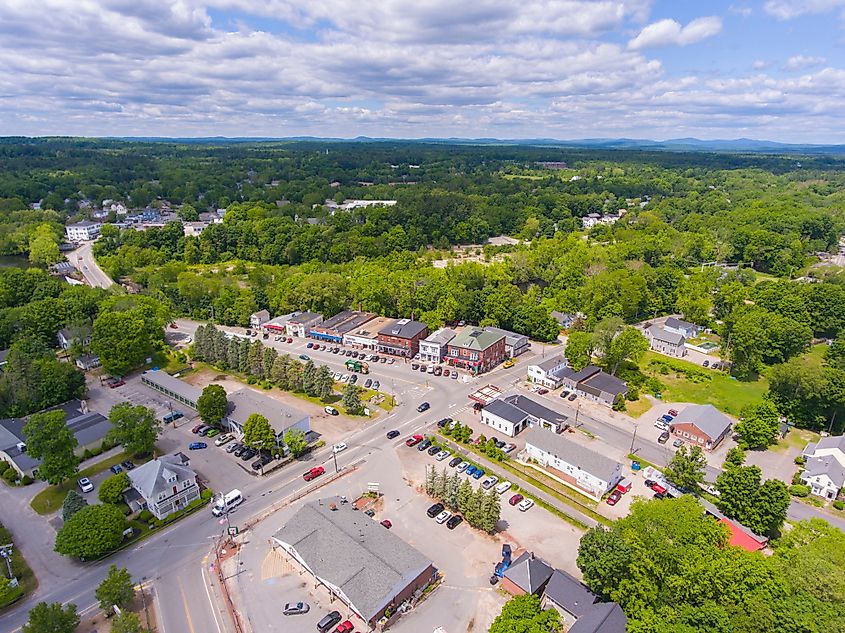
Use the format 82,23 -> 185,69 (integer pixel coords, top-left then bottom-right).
65,220 -> 102,241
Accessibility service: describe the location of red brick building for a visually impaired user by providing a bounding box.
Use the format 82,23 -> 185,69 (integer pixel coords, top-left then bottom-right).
446,327 -> 506,374
376,318 -> 429,358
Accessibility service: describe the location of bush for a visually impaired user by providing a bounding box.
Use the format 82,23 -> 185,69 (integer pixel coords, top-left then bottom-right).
833,500 -> 844,511
794,455 -> 805,465
2,469 -> 18,483
82,449 -> 93,460
246,375 -> 258,384
200,488 -> 213,501
260,380 -> 272,390
138,510 -> 153,522
21,475 -> 33,485
791,471 -> 803,485
789,484 -> 810,498
626,385 -> 640,401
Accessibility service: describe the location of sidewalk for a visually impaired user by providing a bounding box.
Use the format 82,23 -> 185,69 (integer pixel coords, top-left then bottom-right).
436,436 -> 599,529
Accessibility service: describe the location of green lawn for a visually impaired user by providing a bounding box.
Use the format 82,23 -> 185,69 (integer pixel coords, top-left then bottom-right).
642,352 -> 767,417
30,450 -> 156,515
625,398 -> 653,418
0,521 -> 37,612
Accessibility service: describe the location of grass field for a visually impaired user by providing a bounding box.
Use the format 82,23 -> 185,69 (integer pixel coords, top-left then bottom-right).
0,520 -> 37,611
642,352 -> 767,416
625,397 -> 653,418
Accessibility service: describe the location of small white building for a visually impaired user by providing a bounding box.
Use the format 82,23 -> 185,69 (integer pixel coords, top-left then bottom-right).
418,328 -> 457,363
183,221 -> 210,237
65,220 -> 102,241
249,310 -> 271,329
663,317 -> 701,339
126,454 -> 200,520
801,436 -> 845,500
527,355 -> 570,389
644,324 -> 687,358
286,312 -> 324,338
522,427 -> 623,501
481,394 -> 569,437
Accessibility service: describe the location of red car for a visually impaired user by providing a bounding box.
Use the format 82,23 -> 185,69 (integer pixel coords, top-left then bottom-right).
405,434 -> 423,447
303,466 -> 325,482
191,424 -> 203,434
668,409 -> 679,417
509,494 -> 524,506
287,338 -> 293,343
333,621 -> 354,633
108,379 -> 125,388
650,483 -> 667,495
606,491 -> 623,506
380,519 -> 392,529
169,322 -> 178,329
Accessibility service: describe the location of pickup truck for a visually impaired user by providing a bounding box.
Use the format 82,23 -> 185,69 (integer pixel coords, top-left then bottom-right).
303,466 -> 325,482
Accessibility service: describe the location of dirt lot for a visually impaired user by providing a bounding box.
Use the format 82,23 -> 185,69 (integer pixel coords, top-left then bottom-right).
75,586 -> 157,632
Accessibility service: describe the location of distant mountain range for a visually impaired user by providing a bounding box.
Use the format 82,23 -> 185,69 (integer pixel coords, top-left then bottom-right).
110,135 -> 845,154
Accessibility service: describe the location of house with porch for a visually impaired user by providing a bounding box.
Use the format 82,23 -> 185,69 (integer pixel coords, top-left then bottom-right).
527,355 -> 570,389
126,453 -> 200,520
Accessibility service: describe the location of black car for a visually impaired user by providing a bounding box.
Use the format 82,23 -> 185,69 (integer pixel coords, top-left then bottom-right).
364,379 -> 372,388
412,363 -> 419,370
386,430 -> 400,439
494,440 -> 506,449
233,445 -> 246,457
427,444 -> 440,456
426,503 -> 445,518
316,610 -> 342,632
240,448 -> 257,461
653,491 -> 667,500
120,460 -> 135,471
567,393 -> 577,401
437,417 -> 452,428
446,515 -> 463,529
449,456 -> 462,467
364,508 -> 376,517
349,374 -> 358,383
251,454 -> 273,470
417,439 -> 432,452
417,402 -> 430,413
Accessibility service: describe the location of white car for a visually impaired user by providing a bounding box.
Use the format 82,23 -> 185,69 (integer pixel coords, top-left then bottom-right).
481,475 -> 499,490
78,477 -> 94,493
435,510 -> 451,524
654,419 -> 669,431
435,450 -> 450,461
518,498 -> 534,512
503,443 -> 516,453
333,442 -> 348,454
214,433 -> 233,446
456,461 -> 469,473
333,372 -> 342,380
495,481 -> 512,495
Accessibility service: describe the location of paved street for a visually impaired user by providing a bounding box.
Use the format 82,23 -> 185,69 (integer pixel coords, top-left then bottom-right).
2,318 -> 843,632
69,241 -> 114,288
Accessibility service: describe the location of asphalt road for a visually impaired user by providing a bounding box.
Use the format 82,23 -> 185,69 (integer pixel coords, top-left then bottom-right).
70,241 -> 114,288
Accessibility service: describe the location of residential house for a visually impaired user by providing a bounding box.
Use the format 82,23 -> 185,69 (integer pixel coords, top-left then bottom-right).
799,436 -> 845,499
285,311 -> 324,338
272,497 -> 435,628
501,551 -> 553,597
222,388 -> 310,441
644,324 -> 687,357
342,316 -> 394,350
522,427 -> 624,500
663,317 -> 701,338
670,404 -> 733,451
141,369 -> 203,411
550,311 -> 578,330
182,221 -> 210,237
126,454 -> 200,520
0,402 -> 110,478
249,310 -> 271,329
563,365 -> 627,407
541,569 -> 599,629
309,310 -> 375,343
527,355 -> 570,389
483,327 -> 529,358
446,327 -> 506,374
418,328 -> 457,363
481,394 -> 569,437
581,213 -> 602,229
569,603 -> 628,633
75,353 -> 101,370
377,319 -> 429,358
65,220 -> 102,241
57,325 -> 92,351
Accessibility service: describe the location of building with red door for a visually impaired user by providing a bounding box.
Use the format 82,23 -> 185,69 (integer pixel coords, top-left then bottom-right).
446,327 -> 506,374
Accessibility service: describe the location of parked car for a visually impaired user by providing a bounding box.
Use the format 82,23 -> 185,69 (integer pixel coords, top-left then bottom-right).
456,461 -> 469,473
448,456 -> 462,467
316,611 -> 342,633
509,493 -> 523,506
299,354 -> 310,361
427,503 -> 445,518
283,602 -> 310,615
233,445 -> 247,457
494,439 -> 506,449
654,491 -> 668,500
333,620 -> 354,633
495,481 -> 512,495
286,338 -> 293,343
251,454 -> 273,470
417,438 -> 432,451
215,434 -> 233,446
518,498 -> 534,512
446,515 -> 463,529
188,442 -> 207,450
503,359 -> 515,368
465,465 -> 477,476
560,390 -> 570,398
503,443 -> 516,453
606,490 -> 623,505
567,393 -> 577,401
472,468 -> 485,480
226,442 -> 241,454
196,425 -> 211,436
668,408 -> 679,416
436,417 -> 452,428
654,419 -> 669,431
191,424 -> 204,434
108,379 -> 125,389
78,477 -> 94,493
661,414 -> 674,422
364,379 -> 372,388
411,363 -> 419,370
372,381 -> 380,389
702,360 -> 710,367
109,464 -> 123,474
205,428 -> 220,438
325,406 -> 339,416
303,466 -> 325,481
658,431 -> 670,444
364,509 -> 375,517
417,402 -> 430,412
387,430 -> 400,440
426,444 -> 440,456
650,482 -> 667,494
333,442 -> 348,454
380,520 -> 392,529
435,510 -> 451,524
405,434 -> 423,446
435,450 -> 450,461
120,460 -> 136,470
349,375 -> 358,384
240,448 -> 257,461
481,475 -> 499,490
306,342 -> 313,348
672,438 -> 684,448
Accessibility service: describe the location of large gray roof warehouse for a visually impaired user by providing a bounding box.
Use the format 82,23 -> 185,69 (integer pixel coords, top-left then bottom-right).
272,498 -> 435,625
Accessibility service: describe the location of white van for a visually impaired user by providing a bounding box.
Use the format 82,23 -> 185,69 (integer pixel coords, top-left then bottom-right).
212,489 -> 244,516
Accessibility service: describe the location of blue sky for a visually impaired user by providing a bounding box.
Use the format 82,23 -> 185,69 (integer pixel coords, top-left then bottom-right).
1,0 -> 845,141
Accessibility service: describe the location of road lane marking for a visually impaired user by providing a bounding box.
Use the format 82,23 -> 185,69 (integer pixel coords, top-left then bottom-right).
179,577 -> 197,633
201,561 -> 224,633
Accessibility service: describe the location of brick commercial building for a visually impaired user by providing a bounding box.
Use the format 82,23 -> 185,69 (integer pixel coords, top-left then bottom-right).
272,498 -> 436,628
377,319 -> 429,358
446,327 -> 506,374
670,404 -> 733,451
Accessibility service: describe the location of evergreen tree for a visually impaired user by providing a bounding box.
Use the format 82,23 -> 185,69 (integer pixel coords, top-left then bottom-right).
341,382 -> 363,414
237,337 -> 249,373
445,472 -> 461,510
247,340 -> 264,377
226,337 -> 239,370
61,490 -> 88,522
192,324 -> 208,360
271,355 -> 290,389
434,467 -> 448,500
458,478 -> 472,513
302,359 -> 316,395
263,346 -> 278,378
465,486 -> 484,526
212,329 -> 228,365
314,365 -> 334,401
425,465 -> 436,496
480,489 -> 501,533
287,362 -> 304,391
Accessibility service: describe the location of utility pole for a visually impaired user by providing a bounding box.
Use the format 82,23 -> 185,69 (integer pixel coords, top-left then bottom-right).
332,450 -> 339,474
630,424 -> 639,453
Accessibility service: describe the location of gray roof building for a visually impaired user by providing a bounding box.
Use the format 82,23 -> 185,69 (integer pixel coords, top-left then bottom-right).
524,427 -> 623,484
484,399 -> 530,425
535,355 -> 567,372
803,434 -> 845,457
141,370 -> 203,410
645,324 -> 685,345
289,311 -> 323,324
578,372 -> 628,398
224,388 -> 310,437
569,602 -> 628,633
378,319 -> 427,340
503,551 -> 553,595
567,365 -> 602,384
273,498 -> 434,624
803,455 -> 845,488
543,569 -> 598,618
483,326 -> 530,356
664,317 -> 697,331
502,394 -> 569,429
128,454 -> 196,501
674,404 -> 733,442
423,328 -> 457,346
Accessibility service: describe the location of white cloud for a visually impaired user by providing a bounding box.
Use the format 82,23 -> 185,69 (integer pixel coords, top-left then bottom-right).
628,16 -> 722,50
729,4 -> 753,16
784,55 -> 827,70
764,0 -> 845,20
753,59 -> 772,70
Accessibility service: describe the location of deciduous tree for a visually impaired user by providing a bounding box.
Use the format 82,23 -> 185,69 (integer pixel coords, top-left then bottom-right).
98,472 -> 129,505
564,331 -> 594,371
663,444 -> 706,490
282,427 -> 307,457
54,503 -> 126,559
242,413 -> 276,452
488,594 -> 561,633
196,384 -> 227,427
107,403 -> 161,456
95,565 -> 134,611
23,410 -> 78,484
22,602 -> 79,633
735,400 -> 781,449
